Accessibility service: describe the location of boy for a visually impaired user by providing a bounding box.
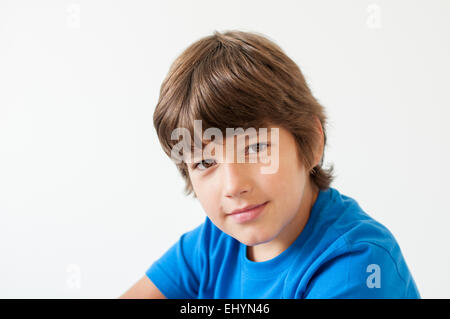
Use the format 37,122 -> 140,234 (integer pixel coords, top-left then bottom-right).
120,30 -> 420,298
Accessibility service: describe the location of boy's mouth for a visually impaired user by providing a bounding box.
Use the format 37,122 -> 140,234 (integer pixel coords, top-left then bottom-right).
229,201 -> 269,215
227,201 -> 269,223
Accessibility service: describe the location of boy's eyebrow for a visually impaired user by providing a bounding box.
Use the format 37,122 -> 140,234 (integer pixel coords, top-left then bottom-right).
190,139 -> 214,152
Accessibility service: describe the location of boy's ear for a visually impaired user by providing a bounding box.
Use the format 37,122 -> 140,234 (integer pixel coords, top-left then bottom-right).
313,117 -> 325,167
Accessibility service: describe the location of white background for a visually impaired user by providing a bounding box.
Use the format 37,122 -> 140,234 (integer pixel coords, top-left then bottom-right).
1,0 -> 449,298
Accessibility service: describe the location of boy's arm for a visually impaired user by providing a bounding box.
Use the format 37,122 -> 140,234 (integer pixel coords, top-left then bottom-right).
119,275 -> 167,299
122,220 -> 207,299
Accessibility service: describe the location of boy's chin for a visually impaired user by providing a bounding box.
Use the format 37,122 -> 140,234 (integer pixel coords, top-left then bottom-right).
232,231 -> 275,247
217,220 -> 276,245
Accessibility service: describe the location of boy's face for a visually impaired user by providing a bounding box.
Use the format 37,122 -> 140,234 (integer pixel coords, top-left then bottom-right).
186,125 -> 316,248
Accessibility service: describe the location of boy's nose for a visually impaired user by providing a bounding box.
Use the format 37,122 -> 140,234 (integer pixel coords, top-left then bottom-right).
222,162 -> 252,198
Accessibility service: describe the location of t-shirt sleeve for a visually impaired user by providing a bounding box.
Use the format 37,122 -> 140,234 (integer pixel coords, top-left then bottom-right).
303,241 -> 420,299
145,222 -> 205,299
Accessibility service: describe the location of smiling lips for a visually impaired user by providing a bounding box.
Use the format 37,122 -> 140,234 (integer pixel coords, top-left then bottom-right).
228,201 -> 269,223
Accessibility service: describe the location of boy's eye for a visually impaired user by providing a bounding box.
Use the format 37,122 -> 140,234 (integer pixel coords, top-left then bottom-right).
247,142 -> 269,154
193,159 -> 216,171
192,143 -> 269,171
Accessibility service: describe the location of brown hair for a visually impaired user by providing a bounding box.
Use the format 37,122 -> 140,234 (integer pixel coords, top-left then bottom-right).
153,30 -> 335,198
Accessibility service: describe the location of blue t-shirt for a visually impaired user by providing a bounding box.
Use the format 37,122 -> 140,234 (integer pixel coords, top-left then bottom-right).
145,187 -> 420,298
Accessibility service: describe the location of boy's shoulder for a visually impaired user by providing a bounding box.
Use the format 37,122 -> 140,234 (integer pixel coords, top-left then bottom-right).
294,188 -> 420,298
323,187 -> 399,248
311,187 -> 401,254
302,187 -> 415,285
